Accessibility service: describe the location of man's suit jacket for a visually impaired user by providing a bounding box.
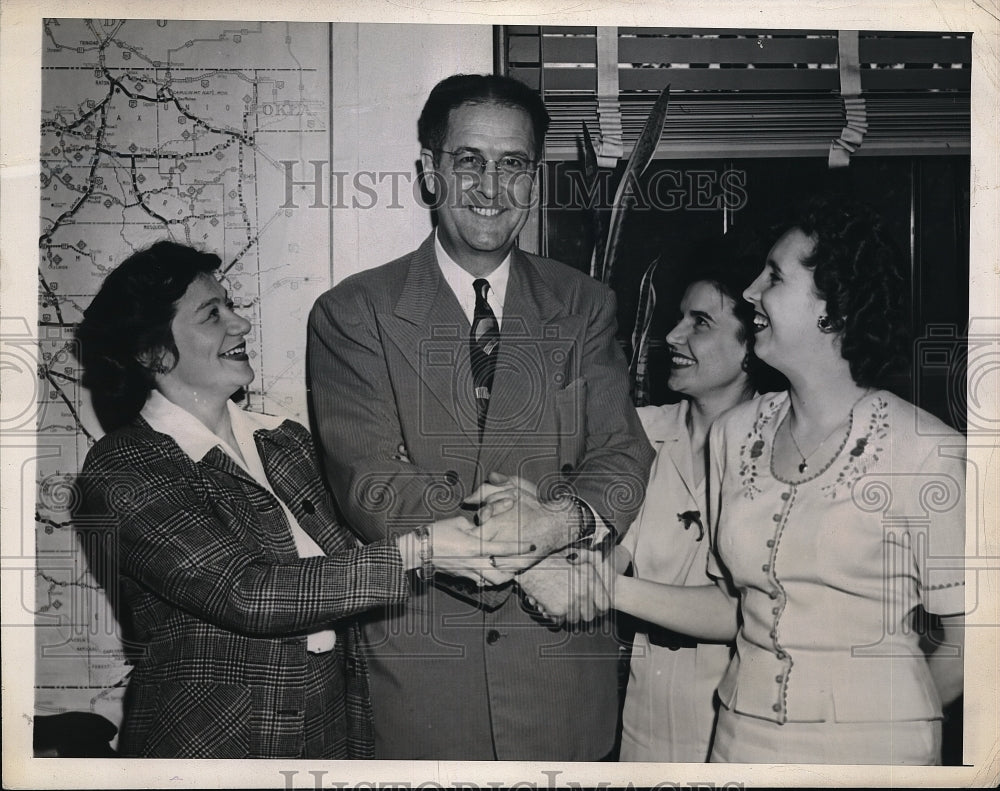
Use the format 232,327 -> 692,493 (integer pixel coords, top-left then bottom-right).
308,234 -> 654,759
77,416 -> 409,758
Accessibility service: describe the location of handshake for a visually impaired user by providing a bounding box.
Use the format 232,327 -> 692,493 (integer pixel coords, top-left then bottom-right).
426,470 -> 628,625
511,545 -> 626,625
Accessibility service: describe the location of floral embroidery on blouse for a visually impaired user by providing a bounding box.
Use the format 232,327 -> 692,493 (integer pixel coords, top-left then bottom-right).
822,396 -> 889,499
738,397 -> 783,499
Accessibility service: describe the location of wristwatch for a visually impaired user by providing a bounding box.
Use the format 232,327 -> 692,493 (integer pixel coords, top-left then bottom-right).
572,496 -> 597,542
414,524 -> 433,579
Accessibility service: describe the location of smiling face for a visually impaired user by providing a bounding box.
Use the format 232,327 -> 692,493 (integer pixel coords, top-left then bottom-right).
742,227 -> 831,377
665,280 -> 750,404
155,273 -> 254,409
420,101 -> 538,276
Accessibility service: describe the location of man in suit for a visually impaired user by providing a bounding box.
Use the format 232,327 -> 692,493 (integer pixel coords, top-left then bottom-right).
307,74 -> 654,760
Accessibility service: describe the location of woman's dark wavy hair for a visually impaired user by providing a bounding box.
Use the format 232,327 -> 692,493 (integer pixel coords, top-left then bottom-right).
75,241 -> 221,431
417,73 -> 550,158
785,195 -> 908,388
677,229 -> 788,396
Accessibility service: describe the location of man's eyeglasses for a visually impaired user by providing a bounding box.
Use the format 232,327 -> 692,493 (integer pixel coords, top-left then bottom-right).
436,149 -> 537,177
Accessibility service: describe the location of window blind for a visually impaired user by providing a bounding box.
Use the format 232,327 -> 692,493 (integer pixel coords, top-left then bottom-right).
502,27 -> 971,159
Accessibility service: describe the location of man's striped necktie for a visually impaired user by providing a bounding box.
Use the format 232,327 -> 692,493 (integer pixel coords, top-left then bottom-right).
469,277 -> 500,436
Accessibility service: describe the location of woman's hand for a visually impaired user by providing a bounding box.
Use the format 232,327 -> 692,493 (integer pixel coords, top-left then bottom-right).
516,547 -> 615,624
434,516 -> 529,586
398,516 -> 535,587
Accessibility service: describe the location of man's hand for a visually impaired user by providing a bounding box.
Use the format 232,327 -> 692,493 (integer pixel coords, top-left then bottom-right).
465,471 -> 537,504
513,548 -> 613,624
464,472 -> 578,557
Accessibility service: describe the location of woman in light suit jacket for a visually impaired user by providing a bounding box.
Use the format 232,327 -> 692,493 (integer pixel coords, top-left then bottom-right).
75,241 -> 518,758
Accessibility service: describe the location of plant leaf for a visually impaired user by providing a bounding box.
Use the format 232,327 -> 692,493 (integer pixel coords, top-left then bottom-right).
629,257 -> 660,406
601,84 -> 671,286
582,122 -> 606,280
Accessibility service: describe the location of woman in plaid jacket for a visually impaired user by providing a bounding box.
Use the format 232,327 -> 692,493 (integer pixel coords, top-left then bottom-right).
75,241 -> 518,759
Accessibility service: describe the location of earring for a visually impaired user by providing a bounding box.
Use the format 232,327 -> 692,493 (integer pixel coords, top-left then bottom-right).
149,361 -> 170,375
817,315 -> 836,333
741,352 -> 752,373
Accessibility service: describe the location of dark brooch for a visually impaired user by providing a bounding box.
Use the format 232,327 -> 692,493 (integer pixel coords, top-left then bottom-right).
849,437 -> 868,458
749,440 -> 765,460
677,510 -> 705,541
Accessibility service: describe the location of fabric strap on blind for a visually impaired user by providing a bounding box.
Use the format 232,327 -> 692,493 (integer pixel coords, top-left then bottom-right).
829,30 -> 869,168
595,27 -> 624,167
505,27 -> 969,159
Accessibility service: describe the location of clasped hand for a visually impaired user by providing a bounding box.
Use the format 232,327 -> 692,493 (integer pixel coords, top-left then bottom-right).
463,472 -> 578,558
391,448 -> 542,587
517,548 -> 613,624
420,466 -> 624,618
428,515 -> 524,587
426,469 -> 582,590
464,473 -> 625,623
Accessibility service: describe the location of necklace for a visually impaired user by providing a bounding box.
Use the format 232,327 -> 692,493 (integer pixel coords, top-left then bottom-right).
787,419 -> 847,474
785,389 -> 875,474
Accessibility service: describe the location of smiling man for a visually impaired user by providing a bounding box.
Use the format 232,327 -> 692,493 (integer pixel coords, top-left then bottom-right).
307,74 -> 653,760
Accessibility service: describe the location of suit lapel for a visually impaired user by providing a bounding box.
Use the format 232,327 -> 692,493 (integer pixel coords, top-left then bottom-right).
198,445 -> 300,558
377,235 -> 481,444
654,402 -> 701,504
479,251 -> 581,475
200,445 -> 260,491
253,427 -> 358,555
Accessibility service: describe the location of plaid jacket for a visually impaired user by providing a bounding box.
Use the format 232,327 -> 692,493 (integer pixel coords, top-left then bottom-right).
77,415 -> 409,758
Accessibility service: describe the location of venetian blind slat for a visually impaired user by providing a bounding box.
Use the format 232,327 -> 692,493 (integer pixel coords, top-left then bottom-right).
505,26 -> 970,159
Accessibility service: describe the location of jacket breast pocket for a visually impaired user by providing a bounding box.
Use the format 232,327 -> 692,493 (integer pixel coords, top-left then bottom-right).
555,376 -> 588,469
139,681 -> 252,758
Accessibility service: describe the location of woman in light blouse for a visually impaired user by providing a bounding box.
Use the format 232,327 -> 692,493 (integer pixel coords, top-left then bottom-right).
603,196 -> 965,764
618,237 -> 783,762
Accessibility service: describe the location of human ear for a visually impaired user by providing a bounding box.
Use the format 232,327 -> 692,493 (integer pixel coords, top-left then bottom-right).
137,348 -> 173,376
420,149 -> 438,196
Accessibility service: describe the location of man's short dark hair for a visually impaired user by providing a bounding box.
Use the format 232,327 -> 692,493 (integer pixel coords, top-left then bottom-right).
418,73 -> 550,157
